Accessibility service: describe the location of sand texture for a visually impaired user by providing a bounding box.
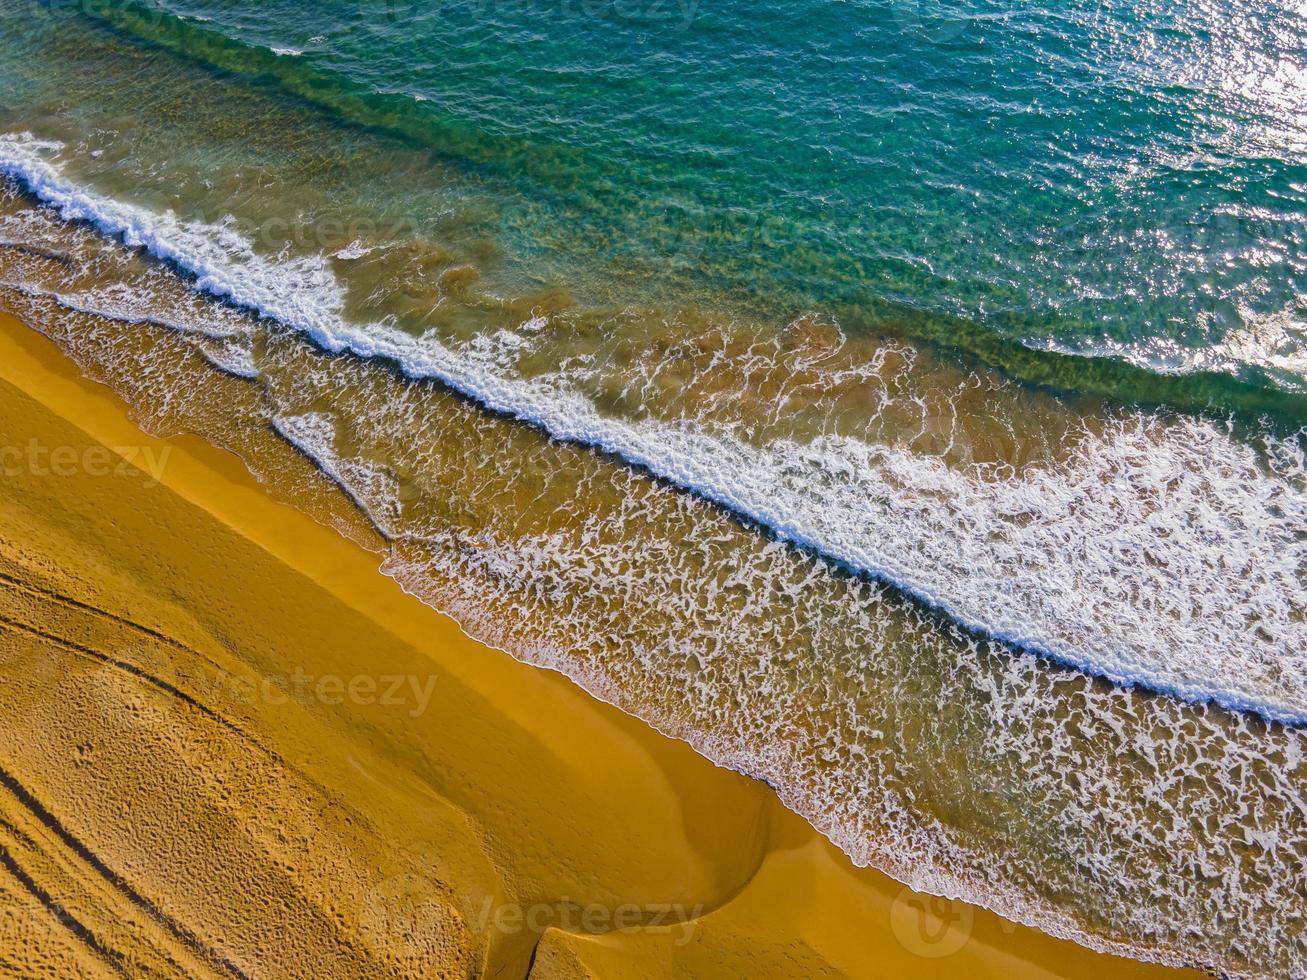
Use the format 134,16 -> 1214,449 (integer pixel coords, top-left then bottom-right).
0,312 -> 1197,977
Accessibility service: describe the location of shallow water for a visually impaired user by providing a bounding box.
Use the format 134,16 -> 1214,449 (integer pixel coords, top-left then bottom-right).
0,0 -> 1304,974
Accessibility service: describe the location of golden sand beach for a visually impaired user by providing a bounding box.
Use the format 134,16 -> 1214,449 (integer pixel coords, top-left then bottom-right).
0,309 -> 1200,977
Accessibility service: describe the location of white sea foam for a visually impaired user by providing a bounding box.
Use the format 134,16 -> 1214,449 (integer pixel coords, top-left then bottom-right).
333,240 -> 374,260
4,189 -> 1303,977
3,131 -> 1305,724
262,361 -> 1307,980
1044,307 -> 1307,392
0,277 -> 261,378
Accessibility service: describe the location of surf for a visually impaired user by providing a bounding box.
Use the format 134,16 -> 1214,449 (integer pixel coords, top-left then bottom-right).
3,131 -> 1304,727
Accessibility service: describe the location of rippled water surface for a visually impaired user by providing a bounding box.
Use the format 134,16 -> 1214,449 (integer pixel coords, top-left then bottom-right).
0,0 -> 1304,974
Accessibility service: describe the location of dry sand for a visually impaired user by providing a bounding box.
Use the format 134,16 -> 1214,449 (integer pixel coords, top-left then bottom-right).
0,310 -> 1198,978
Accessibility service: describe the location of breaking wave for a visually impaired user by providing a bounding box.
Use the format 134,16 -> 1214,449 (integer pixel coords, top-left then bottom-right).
2,130 -> 1305,725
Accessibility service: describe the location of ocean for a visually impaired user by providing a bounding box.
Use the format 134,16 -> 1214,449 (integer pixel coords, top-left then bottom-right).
0,0 -> 1303,974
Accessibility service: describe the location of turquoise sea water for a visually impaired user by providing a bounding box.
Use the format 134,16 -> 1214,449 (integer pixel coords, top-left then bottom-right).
4,0 -> 1306,414
41,0 -> 1307,411
0,0 -> 1305,973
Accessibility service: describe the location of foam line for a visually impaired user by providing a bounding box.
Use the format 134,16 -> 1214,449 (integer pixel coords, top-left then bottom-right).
3,132 -> 1304,725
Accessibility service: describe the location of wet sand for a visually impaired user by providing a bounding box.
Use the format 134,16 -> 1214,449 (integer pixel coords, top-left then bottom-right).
0,309 -> 1198,977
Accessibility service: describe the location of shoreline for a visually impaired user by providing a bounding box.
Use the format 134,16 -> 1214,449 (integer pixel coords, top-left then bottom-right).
0,307 -> 1199,977
2,141 -> 1302,731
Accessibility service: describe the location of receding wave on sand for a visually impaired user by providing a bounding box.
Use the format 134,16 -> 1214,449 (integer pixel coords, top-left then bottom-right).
0,171 -> 1302,978
2,134 -> 1304,727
